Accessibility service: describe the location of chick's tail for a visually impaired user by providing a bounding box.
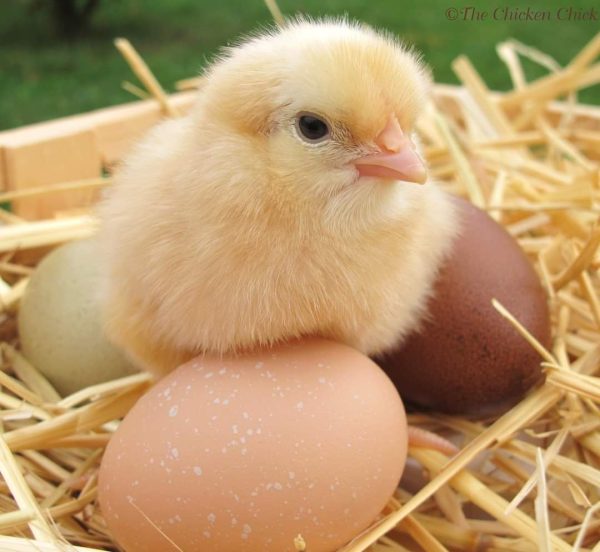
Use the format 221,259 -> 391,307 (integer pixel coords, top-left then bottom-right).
102,292 -> 191,378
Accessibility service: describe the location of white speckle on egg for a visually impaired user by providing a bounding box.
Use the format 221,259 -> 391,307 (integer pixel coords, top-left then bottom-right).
203,531 -> 211,539
208,513 -> 216,524
168,514 -> 182,525
242,524 -> 252,539
296,401 -> 304,411
170,448 -> 179,459
168,405 -> 178,417
193,466 -> 203,476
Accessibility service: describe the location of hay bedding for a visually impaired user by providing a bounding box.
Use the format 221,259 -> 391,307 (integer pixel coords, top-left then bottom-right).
0,10 -> 599,552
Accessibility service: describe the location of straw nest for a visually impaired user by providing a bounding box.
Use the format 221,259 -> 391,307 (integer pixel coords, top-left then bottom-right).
0,13 -> 599,552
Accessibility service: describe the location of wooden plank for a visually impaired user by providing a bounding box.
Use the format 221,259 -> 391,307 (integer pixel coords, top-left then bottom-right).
167,91 -> 197,112
2,129 -> 102,220
0,91 -> 197,175
0,91 -> 196,143
91,104 -> 162,168
0,91 -> 195,221
0,146 -> 6,193
90,91 -> 196,166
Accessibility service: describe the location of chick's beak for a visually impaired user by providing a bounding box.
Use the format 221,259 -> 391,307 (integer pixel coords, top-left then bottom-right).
354,114 -> 427,184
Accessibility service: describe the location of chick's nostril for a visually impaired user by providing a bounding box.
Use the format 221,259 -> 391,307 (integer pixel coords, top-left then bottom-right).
375,114 -> 406,153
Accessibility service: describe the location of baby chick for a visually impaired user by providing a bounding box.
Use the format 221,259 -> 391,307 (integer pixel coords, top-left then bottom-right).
99,19 -> 458,378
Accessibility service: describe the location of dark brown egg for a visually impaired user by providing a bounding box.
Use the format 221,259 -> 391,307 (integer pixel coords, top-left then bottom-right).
373,196 -> 551,415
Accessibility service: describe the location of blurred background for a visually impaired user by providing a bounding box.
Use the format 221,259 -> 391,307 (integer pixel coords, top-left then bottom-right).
1,0 -> 598,130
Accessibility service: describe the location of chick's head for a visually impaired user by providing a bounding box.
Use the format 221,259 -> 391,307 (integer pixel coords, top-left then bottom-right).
197,19 -> 432,221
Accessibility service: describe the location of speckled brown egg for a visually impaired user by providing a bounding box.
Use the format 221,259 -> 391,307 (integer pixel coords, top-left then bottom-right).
99,338 -> 408,552
373,196 -> 550,415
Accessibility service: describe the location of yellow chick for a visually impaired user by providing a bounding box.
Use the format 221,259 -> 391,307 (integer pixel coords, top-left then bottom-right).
98,19 -> 459,378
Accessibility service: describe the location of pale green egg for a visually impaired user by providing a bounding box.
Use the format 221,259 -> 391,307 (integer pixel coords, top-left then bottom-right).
18,238 -> 137,396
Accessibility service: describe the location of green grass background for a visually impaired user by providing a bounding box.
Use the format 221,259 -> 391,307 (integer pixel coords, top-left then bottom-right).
1,0 -> 598,130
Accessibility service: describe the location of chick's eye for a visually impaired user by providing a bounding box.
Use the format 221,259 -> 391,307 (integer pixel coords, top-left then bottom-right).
296,114 -> 330,143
